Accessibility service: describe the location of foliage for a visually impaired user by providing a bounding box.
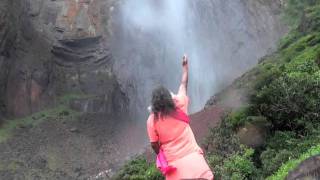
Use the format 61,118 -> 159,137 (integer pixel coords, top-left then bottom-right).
116,2 -> 320,179
226,107 -> 252,128
221,147 -> 258,180
267,144 -> 320,180
207,2 -> 320,179
207,144 -> 258,180
254,73 -> 320,132
252,31 -> 320,133
112,156 -> 164,180
282,0 -> 320,29
204,114 -> 242,157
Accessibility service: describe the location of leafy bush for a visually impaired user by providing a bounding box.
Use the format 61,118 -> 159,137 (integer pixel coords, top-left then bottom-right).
204,114 -> 242,157
207,146 -> 258,180
113,156 -> 164,180
260,148 -> 293,176
267,144 -> 320,180
253,73 -> 320,132
260,130 -> 320,177
221,147 -> 258,180
283,0 -> 320,29
116,2 -> 320,179
226,107 -> 252,129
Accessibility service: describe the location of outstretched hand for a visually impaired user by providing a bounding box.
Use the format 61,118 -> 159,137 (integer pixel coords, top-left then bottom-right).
182,55 -> 188,70
178,54 -> 189,96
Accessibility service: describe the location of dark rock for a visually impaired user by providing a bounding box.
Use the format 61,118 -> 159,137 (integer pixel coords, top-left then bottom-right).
236,116 -> 270,148
73,167 -> 83,177
18,124 -> 32,129
286,155 -> 320,180
59,110 -> 70,116
0,0 -> 128,118
70,127 -> 79,133
28,0 -> 43,17
237,124 -> 265,148
32,156 -> 47,169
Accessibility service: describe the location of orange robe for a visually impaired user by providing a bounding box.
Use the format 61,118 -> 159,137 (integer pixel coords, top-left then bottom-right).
147,93 -> 214,180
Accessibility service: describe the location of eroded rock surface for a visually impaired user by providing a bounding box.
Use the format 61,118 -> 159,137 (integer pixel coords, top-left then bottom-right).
0,0 -> 125,118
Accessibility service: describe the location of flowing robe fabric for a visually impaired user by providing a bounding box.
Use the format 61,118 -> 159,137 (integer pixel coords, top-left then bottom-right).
147,93 -> 214,180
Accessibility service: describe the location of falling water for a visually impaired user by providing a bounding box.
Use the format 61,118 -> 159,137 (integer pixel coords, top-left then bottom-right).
111,0 -> 284,114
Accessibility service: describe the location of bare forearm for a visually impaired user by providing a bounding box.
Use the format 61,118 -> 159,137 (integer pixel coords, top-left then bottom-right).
181,69 -> 188,91
178,55 -> 188,95
179,55 -> 189,95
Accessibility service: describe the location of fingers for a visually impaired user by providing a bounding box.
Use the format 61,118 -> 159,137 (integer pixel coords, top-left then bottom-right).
182,54 -> 188,66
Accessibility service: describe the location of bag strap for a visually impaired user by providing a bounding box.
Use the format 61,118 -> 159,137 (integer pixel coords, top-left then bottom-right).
169,108 -> 190,124
152,108 -> 190,145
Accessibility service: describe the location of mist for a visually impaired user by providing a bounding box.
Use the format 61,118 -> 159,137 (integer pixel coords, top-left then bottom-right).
118,0 -> 218,112
111,0 -> 284,114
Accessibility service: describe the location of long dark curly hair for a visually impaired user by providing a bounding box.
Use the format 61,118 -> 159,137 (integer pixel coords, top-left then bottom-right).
151,86 -> 175,119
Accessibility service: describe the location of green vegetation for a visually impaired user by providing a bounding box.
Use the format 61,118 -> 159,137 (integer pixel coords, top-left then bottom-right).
114,1 -> 320,179
0,160 -> 24,172
204,1 -> 320,179
267,144 -> 320,180
207,146 -> 258,180
0,93 -> 84,143
113,156 -> 164,180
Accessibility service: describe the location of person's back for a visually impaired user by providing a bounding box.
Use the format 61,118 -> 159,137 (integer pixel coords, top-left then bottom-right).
147,93 -> 202,162
146,55 -> 214,180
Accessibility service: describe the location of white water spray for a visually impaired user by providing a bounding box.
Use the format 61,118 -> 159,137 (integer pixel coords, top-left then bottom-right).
112,0 -> 284,113
119,0 -> 219,112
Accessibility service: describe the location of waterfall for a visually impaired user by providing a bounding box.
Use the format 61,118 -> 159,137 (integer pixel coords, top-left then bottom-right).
111,0 -> 284,114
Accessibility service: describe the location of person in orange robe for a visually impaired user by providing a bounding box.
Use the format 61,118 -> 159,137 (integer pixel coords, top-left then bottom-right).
147,55 -> 214,180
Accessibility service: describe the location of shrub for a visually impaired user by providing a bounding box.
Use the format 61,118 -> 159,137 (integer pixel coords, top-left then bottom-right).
283,0 -> 320,29
227,107 -> 251,129
221,147 -> 258,180
204,114 -> 242,157
260,149 -> 294,176
253,73 -> 320,132
260,130 -> 320,177
113,157 -> 164,180
207,146 -> 258,180
267,144 -> 320,180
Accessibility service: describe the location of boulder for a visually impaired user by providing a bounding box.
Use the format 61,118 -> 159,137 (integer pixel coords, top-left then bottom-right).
236,116 -> 270,148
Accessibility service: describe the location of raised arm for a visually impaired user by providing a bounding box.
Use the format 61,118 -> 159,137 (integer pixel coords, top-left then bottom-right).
178,55 -> 188,96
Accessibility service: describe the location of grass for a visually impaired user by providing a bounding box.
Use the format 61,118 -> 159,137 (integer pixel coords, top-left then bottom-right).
0,93 -> 86,143
57,93 -> 94,104
0,160 -> 24,172
267,144 -> 320,180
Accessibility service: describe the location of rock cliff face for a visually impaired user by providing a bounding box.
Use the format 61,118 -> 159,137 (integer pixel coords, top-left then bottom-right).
0,0 -> 286,119
0,0 -> 126,119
